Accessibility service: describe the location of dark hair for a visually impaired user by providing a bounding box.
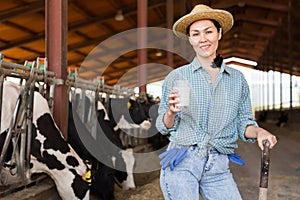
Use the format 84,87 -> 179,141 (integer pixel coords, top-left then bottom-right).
213,54 -> 223,68
186,19 -> 221,36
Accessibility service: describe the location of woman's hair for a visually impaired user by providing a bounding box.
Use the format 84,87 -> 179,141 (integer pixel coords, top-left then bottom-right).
186,19 -> 221,36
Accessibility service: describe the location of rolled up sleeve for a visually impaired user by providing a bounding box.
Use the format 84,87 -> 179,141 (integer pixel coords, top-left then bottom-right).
155,71 -> 180,135
238,77 -> 257,143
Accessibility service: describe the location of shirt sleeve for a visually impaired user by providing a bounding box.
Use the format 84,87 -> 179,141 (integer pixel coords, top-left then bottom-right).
155,71 -> 180,135
237,75 -> 257,143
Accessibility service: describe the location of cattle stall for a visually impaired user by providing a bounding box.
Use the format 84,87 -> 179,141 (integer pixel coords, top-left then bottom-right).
0,55 -> 168,199
66,73 -> 140,197
0,54 -> 63,196
66,71 -> 156,150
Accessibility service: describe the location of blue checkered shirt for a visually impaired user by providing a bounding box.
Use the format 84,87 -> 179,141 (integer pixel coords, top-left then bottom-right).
156,57 -> 257,155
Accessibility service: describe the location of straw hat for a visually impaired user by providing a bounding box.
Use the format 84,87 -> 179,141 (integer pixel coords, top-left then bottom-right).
173,4 -> 234,39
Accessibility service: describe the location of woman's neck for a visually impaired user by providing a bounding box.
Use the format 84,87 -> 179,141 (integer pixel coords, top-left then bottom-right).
196,55 -> 220,85
197,55 -> 215,69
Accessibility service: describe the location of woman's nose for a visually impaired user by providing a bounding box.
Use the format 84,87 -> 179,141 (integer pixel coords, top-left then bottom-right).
198,33 -> 207,43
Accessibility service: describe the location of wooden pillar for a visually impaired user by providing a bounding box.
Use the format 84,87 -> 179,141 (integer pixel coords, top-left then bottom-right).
45,0 -> 68,138
137,0 -> 147,93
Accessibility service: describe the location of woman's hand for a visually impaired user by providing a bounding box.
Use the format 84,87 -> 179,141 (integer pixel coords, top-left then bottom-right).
256,127 -> 277,150
163,90 -> 181,129
168,90 -> 181,113
245,126 -> 278,150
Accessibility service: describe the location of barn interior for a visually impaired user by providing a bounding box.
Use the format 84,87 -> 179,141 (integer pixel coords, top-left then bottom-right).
0,0 -> 300,199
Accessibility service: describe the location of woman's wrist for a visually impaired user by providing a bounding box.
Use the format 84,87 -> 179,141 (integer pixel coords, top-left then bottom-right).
163,109 -> 176,129
245,125 -> 258,139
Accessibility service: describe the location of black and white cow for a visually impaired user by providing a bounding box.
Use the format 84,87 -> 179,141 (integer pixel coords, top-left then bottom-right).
68,91 -> 136,199
108,95 -> 169,150
0,81 -> 90,200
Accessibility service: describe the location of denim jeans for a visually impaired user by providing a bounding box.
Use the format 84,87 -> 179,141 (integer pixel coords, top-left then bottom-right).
160,145 -> 242,200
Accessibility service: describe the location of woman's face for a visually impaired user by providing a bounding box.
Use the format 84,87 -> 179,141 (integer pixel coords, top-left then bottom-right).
188,20 -> 222,59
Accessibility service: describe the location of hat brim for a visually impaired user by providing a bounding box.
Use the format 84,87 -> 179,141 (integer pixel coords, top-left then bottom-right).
173,9 -> 234,39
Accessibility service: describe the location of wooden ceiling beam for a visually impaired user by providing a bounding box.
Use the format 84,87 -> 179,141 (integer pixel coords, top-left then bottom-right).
213,0 -> 240,9
246,0 -> 289,12
68,0 -> 165,31
0,1 -> 44,23
3,21 -> 37,35
0,32 -> 44,51
0,0 -> 165,51
235,14 -> 282,27
214,0 -> 289,12
68,18 -> 166,55
230,27 -> 275,38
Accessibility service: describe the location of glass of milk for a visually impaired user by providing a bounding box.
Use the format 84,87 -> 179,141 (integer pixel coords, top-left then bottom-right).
173,80 -> 190,109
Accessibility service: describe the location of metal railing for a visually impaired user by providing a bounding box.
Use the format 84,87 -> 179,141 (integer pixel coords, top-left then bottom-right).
0,54 -> 60,185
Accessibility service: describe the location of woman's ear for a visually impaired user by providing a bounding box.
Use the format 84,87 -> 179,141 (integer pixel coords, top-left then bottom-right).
218,28 -> 222,40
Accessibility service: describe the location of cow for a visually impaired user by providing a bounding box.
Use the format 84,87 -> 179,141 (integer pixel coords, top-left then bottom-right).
108,94 -> 169,151
0,81 -> 91,200
68,90 -> 136,199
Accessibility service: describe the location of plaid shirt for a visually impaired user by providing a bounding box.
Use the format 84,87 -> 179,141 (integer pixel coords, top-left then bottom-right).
156,57 -> 257,155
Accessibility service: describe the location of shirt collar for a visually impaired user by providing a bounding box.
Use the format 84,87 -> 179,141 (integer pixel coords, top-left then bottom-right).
191,57 -> 231,75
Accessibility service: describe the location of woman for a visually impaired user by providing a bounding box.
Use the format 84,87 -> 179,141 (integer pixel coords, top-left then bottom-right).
156,4 -> 277,200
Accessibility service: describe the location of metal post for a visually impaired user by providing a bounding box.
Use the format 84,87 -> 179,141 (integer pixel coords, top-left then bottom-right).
267,66 -> 270,110
262,72 -> 264,111
137,0 -> 147,94
280,71 -> 283,110
25,81 -> 35,179
0,53 -> 4,132
0,75 -> 4,133
45,0 -> 68,138
288,0 -> 293,109
272,67 -> 275,110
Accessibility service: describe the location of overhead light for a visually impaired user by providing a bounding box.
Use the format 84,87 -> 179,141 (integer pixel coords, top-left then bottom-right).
155,50 -> 163,57
115,10 -> 124,21
237,2 -> 246,7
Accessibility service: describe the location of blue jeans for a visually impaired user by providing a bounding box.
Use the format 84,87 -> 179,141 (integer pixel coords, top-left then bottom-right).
160,145 -> 242,200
